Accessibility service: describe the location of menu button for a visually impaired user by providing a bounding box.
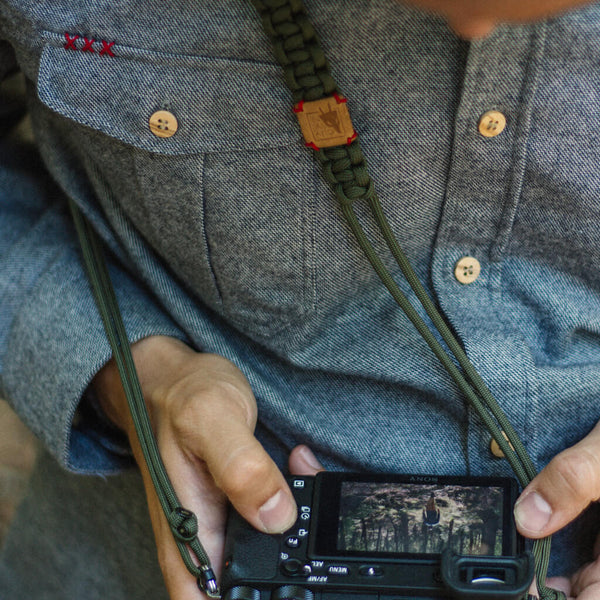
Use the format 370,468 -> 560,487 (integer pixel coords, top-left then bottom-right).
327,566 -> 349,576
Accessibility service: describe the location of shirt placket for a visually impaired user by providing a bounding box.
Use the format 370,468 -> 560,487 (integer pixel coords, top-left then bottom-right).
431,23 -> 548,475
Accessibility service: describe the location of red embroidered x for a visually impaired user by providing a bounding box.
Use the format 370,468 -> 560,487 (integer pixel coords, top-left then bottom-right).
63,32 -> 115,57
99,40 -> 115,57
82,37 -> 95,53
64,33 -> 79,51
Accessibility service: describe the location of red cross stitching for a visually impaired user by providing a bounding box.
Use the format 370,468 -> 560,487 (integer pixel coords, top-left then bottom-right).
64,33 -> 79,51
82,37 -> 95,53
99,40 -> 115,57
63,33 -> 115,57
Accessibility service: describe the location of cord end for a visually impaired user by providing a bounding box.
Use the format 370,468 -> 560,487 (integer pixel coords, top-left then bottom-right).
198,567 -> 220,598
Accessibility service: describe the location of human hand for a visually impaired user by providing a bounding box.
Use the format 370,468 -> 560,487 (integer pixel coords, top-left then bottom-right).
399,0 -> 594,40
544,538 -> 600,599
92,336 -> 323,600
513,421 -> 600,598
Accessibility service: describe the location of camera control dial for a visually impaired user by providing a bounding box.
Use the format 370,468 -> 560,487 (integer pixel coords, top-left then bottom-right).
222,586 -> 260,600
272,585 -> 314,600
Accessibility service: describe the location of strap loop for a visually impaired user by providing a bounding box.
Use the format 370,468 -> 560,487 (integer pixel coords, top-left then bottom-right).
169,507 -> 199,543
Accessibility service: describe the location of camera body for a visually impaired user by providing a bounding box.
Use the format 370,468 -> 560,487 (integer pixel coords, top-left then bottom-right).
220,472 -> 534,600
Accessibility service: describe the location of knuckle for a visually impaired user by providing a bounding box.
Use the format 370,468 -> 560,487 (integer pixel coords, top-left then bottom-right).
169,380 -> 256,435
169,390 -> 253,444
218,449 -> 276,499
210,379 -> 257,424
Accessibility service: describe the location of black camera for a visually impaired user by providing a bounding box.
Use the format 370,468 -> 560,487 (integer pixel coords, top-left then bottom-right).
221,472 -> 534,600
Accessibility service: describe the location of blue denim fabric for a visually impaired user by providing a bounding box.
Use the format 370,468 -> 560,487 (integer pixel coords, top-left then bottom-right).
1,0 -> 600,596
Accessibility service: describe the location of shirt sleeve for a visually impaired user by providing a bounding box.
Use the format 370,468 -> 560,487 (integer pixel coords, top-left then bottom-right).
0,52 -> 187,475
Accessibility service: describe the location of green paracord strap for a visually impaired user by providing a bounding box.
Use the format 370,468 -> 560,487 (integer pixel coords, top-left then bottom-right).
68,198 -> 219,597
249,1 -> 563,599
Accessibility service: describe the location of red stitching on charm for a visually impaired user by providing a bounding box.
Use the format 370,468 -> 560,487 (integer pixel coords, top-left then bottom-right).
333,92 -> 347,104
99,40 -> 115,57
82,37 -> 95,53
64,33 -> 79,50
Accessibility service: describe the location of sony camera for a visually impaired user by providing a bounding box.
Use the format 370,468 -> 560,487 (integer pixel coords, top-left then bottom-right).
220,472 -> 534,600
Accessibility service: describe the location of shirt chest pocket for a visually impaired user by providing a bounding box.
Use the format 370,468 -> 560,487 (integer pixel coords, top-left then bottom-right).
37,41 -> 317,340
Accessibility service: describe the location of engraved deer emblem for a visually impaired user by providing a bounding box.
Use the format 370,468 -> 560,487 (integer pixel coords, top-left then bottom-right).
318,105 -> 342,133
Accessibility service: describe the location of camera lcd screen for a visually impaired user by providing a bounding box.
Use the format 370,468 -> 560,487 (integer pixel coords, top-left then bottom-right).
311,473 -> 517,560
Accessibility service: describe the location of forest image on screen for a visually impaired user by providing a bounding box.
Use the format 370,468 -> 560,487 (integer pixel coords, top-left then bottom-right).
338,482 -> 503,556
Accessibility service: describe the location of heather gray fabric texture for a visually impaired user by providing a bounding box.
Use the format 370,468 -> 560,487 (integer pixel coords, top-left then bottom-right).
1,0 -> 600,596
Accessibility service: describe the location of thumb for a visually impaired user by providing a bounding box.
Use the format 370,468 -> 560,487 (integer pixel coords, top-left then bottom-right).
514,421 -> 600,538
198,419 -> 298,535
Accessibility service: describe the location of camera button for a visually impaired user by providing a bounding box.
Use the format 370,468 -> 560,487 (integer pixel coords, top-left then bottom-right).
282,559 -> 312,577
285,536 -> 301,548
282,558 -> 303,576
359,566 -> 384,577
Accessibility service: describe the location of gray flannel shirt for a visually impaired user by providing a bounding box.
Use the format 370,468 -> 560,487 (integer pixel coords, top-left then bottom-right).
1,1 -> 600,597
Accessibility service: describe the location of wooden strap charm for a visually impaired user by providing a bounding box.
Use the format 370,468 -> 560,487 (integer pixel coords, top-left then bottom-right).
293,93 -> 357,150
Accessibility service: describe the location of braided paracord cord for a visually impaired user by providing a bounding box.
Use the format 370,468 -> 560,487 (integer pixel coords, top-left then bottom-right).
252,0 -> 336,102
250,1 -> 565,599
68,196 -> 219,597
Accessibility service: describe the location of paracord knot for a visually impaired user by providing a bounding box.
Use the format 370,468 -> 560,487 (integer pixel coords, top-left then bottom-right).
315,140 -> 374,205
168,507 -> 198,542
334,179 -> 375,206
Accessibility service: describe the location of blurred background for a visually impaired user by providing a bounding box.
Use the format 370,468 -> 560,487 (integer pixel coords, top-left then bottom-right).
0,399 -> 38,548
0,72 -> 40,549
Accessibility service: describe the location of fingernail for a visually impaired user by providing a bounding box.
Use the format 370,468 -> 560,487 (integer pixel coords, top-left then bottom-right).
258,489 -> 297,533
514,492 -> 552,534
298,445 -> 323,471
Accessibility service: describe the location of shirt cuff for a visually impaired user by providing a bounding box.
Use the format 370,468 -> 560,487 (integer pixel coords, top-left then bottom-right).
2,242 -> 187,474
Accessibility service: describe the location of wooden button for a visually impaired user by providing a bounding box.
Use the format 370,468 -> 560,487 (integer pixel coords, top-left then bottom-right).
478,110 -> 506,137
490,431 -> 515,458
454,256 -> 481,284
149,110 -> 178,138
